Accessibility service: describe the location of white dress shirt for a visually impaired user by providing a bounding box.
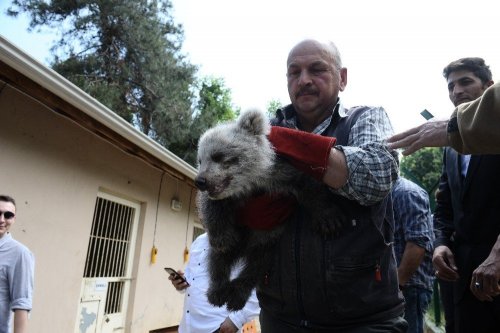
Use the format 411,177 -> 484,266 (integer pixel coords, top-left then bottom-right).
178,233 -> 260,333
460,154 -> 471,178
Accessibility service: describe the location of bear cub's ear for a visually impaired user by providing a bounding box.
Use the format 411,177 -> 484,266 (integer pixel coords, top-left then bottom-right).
237,108 -> 270,136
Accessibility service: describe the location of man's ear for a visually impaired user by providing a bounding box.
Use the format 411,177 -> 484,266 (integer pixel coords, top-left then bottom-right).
339,67 -> 347,92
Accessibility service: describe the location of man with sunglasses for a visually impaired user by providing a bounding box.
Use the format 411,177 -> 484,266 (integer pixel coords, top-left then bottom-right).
0,195 -> 34,333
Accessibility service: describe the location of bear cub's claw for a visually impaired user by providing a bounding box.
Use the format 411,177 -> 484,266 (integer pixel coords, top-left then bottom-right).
207,285 -> 230,308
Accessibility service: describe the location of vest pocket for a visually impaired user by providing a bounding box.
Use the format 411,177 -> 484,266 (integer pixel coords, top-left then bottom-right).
325,256 -> 383,317
257,247 -> 286,312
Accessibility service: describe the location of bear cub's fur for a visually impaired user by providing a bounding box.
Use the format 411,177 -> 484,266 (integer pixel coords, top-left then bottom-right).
195,108 -> 347,311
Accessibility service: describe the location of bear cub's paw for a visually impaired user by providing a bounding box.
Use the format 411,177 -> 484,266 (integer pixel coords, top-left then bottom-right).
207,284 -> 231,308
225,281 -> 252,311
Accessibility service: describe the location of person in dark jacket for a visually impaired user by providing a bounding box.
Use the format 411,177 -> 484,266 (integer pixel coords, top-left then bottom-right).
433,57 -> 500,333
239,39 -> 405,332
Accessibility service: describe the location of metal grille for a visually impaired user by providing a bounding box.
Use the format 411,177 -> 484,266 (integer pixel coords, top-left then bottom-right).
104,281 -> 124,314
83,196 -> 135,315
192,226 -> 205,242
84,197 -> 134,278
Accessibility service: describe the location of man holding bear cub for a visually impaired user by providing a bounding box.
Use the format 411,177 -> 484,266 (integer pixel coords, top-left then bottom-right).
241,39 -> 407,332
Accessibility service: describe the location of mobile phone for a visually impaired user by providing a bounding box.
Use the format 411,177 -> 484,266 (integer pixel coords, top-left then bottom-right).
165,267 -> 190,286
420,109 -> 434,120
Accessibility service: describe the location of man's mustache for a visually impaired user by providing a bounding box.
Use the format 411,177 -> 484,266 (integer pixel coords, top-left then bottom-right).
296,88 -> 318,97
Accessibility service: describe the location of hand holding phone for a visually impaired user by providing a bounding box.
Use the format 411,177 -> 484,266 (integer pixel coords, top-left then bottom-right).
165,267 -> 190,287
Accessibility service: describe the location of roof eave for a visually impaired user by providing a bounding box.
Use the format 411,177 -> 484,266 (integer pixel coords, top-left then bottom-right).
0,35 -> 197,183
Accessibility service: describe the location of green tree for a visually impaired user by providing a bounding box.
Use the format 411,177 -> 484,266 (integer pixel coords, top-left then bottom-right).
400,147 -> 443,209
266,99 -> 283,119
7,0 -> 198,158
195,76 -> 237,124
167,76 -> 238,166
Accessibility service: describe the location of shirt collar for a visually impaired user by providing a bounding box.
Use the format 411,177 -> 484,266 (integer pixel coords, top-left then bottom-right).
0,232 -> 12,248
277,99 -> 346,135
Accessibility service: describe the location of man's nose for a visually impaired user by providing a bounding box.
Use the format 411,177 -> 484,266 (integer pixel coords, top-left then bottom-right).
298,71 -> 313,86
453,85 -> 465,95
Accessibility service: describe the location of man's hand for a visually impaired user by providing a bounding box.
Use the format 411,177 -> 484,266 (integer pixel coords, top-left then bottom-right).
387,120 -> 449,155
168,270 -> 188,291
470,236 -> 500,301
432,245 -> 459,282
218,317 -> 238,333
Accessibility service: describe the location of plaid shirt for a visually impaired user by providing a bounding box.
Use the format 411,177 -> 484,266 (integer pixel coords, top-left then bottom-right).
392,177 -> 435,291
278,100 -> 398,205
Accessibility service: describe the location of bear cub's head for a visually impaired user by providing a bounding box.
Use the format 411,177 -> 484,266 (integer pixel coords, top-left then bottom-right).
195,109 -> 275,200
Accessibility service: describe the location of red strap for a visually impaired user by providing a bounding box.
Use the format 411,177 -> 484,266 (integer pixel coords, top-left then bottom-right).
236,194 -> 297,230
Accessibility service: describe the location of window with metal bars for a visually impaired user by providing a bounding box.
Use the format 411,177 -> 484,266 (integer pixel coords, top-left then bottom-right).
84,197 -> 134,278
83,196 -> 135,314
192,225 -> 205,242
105,281 -> 124,314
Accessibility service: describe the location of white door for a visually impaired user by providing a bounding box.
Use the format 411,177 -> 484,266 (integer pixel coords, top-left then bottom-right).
76,193 -> 140,333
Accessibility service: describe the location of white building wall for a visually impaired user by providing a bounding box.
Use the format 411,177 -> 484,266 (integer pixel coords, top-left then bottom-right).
0,82 -> 196,332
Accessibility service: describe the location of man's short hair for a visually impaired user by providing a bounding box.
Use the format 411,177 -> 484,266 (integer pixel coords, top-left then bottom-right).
443,57 -> 492,84
0,195 -> 16,207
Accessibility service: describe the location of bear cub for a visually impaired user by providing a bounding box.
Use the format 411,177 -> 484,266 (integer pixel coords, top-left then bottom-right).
195,108 -> 347,311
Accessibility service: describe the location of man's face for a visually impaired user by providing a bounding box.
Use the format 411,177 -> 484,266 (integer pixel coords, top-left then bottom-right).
286,41 -> 347,120
447,70 -> 491,107
0,200 -> 16,239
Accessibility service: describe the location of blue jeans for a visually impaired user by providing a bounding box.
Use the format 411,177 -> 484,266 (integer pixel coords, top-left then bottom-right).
402,286 -> 432,333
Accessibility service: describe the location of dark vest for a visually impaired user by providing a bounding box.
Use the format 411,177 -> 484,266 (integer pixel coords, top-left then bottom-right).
258,104 -> 404,329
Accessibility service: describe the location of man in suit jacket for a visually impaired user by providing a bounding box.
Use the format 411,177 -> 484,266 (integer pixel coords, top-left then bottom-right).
433,57 -> 500,333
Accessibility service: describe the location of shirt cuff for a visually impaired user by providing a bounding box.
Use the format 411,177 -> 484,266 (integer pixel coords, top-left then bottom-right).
11,297 -> 32,311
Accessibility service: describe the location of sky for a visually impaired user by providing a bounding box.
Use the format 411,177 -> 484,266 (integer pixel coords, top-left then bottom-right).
1,0 -> 500,133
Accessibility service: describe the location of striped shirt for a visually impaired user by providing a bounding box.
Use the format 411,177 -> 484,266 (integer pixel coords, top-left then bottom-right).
392,177 -> 435,291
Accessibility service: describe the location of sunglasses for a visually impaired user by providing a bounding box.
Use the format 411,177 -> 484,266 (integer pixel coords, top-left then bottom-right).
0,211 -> 15,219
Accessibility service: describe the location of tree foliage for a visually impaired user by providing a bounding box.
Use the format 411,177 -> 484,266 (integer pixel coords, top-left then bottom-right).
400,147 -> 443,209
266,99 -> 283,119
7,0 -> 237,166
167,76 -> 237,165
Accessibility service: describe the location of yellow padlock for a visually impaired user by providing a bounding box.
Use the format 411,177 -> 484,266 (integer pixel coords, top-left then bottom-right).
151,245 -> 158,264
183,246 -> 189,263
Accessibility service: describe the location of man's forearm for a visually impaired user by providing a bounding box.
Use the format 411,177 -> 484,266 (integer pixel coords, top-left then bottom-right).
323,148 -> 348,189
398,242 -> 425,286
13,309 -> 29,333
